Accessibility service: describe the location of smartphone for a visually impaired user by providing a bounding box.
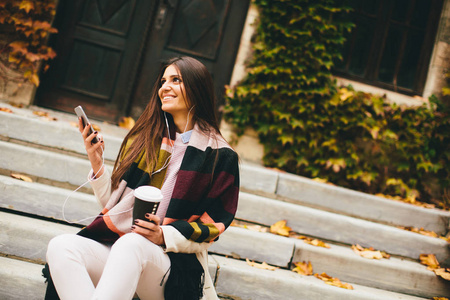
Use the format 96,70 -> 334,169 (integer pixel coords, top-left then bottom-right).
74,106 -> 99,144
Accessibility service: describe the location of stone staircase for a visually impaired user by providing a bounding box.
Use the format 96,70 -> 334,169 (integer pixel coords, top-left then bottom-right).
1,102 -> 449,299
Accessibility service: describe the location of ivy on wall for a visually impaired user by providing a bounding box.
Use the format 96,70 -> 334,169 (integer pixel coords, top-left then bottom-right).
224,0 -> 449,207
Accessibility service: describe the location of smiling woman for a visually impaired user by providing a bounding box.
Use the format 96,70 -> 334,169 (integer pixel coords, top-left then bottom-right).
44,56 -> 240,300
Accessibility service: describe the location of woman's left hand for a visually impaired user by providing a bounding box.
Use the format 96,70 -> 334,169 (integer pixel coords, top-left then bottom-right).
131,214 -> 165,246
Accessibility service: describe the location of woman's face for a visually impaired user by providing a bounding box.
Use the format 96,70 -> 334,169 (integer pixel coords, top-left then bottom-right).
158,64 -> 189,117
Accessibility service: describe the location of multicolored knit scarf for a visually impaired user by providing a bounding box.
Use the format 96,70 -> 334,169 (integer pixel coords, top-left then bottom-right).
77,134 -> 174,243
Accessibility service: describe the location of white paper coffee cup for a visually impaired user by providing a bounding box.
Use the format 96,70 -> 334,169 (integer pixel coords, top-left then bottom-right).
133,186 -> 163,221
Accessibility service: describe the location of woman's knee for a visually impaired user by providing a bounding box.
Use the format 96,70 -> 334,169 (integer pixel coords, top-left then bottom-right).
111,233 -> 163,259
46,234 -> 77,262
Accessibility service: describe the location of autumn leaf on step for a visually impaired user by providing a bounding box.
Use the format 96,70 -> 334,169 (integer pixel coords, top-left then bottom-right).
433,268 -> 450,281
314,272 -> 353,290
0,107 -> 13,113
118,116 -> 135,130
398,226 -> 439,238
297,236 -> 330,248
270,220 -> 291,237
92,124 -> 101,132
245,259 -> 278,271
10,173 -> 33,182
440,236 -> 450,243
231,220 -> 269,233
352,244 -> 390,259
292,261 -> 313,276
312,177 -> 327,183
33,110 -> 49,117
432,297 -> 450,300
420,254 -> 440,270
33,110 -> 57,121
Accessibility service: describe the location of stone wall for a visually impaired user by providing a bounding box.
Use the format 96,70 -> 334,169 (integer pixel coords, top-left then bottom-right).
423,0 -> 450,103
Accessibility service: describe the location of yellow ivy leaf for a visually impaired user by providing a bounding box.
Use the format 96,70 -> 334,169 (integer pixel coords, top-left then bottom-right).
11,173 -> 33,182
118,116 -> 135,130
19,1 -> 35,13
245,259 -> 278,271
420,254 -> 440,270
270,220 -> 291,237
30,73 -> 39,86
292,261 -> 313,276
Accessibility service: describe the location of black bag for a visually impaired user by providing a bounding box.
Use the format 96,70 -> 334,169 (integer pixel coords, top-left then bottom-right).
42,263 -> 60,300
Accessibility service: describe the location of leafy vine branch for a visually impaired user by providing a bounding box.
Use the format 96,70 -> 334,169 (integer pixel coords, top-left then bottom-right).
0,0 -> 58,89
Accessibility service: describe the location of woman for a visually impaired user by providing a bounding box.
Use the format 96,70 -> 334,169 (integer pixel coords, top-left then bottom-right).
45,56 -> 240,300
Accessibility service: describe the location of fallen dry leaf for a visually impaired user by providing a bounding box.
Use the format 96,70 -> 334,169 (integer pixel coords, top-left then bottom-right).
314,272 -> 353,290
246,258 -> 278,271
352,244 -> 390,259
398,226 -> 439,238
33,110 -> 57,121
270,220 -> 291,237
230,220 -> 269,233
292,261 -> 313,276
433,268 -> 450,281
92,124 -> 101,132
420,254 -> 440,270
312,177 -> 328,183
433,297 -> 449,300
118,116 -> 135,130
9,102 -> 23,108
440,236 -> 450,243
297,236 -> 330,248
375,193 -> 435,209
33,110 -> 49,117
10,173 -> 33,182
69,121 -> 78,128
0,107 -> 13,113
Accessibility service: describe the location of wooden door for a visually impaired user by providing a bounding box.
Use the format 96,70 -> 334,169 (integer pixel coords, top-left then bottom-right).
130,0 -> 250,119
36,0 -> 157,122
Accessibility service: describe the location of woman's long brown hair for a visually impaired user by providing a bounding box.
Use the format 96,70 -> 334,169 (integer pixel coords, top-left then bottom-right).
110,56 -> 221,190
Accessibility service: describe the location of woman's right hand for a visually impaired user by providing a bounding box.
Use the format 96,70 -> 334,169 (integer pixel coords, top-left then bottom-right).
78,117 -> 105,178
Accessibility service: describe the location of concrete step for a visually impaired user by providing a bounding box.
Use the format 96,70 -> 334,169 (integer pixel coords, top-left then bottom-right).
0,255 -> 429,300
237,192 -> 450,263
0,174 -> 100,226
0,102 -> 126,162
211,255 -> 429,300
241,164 -> 450,235
0,257 -> 46,300
0,211 -> 218,282
1,191 -> 447,299
1,105 -> 449,235
1,172 -> 448,264
211,227 -> 449,298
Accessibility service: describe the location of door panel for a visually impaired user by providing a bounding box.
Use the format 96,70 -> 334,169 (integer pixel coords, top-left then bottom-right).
131,0 -> 250,119
37,0 -> 157,122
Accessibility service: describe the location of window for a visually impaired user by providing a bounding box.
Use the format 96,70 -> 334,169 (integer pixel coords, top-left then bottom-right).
334,0 -> 443,95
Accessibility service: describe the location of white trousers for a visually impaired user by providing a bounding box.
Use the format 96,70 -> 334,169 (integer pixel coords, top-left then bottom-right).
46,233 -> 171,300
